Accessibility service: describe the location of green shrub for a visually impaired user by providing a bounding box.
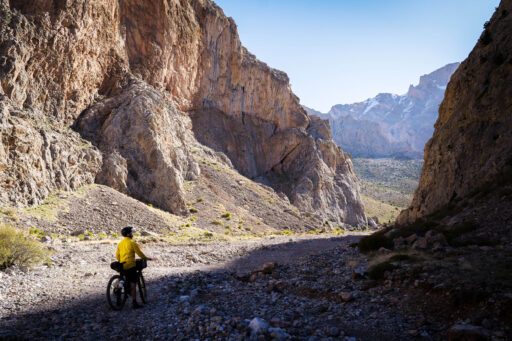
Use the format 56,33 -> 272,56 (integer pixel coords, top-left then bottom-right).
134,231 -> 142,237
189,207 -> 198,213
168,232 -> 175,236
368,261 -> 397,280
358,231 -> 393,253
197,198 -> 204,203
333,227 -> 345,235
185,223 -> 191,227
98,232 -> 107,239
0,224 -> 48,269
77,234 -> 85,240
112,232 -> 118,238
282,230 -> 293,235
86,231 -> 93,237
212,219 -> 222,225
189,215 -> 197,221
147,203 -> 153,207
245,226 -> 252,231
257,222 -> 262,225
221,212 -> 232,220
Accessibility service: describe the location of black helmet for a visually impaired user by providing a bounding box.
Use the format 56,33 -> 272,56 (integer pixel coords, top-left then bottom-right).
121,226 -> 134,237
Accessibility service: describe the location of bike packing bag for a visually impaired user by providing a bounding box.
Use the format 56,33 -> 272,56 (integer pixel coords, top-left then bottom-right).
136,259 -> 147,270
110,261 -> 123,272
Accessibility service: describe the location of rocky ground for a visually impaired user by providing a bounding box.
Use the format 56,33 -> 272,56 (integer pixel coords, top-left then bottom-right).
1,232 -> 510,341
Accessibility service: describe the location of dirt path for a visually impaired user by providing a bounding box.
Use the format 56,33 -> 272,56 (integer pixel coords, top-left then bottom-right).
0,234 -> 361,316
0,233 -> 425,341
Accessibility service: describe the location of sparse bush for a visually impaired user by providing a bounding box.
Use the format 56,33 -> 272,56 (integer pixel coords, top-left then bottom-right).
112,232 -> 118,238
168,232 -> 175,236
86,231 -> 94,237
239,219 -> 245,224
368,261 -> 397,280
0,224 -> 49,269
282,230 -> 293,235
189,207 -> 198,213
98,232 -> 107,239
185,223 -> 191,227
358,231 -> 393,253
257,222 -> 262,225
389,254 -> 412,262
190,215 -> 197,221
333,227 -> 345,235
221,212 -> 232,220
245,226 -> 252,231
212,219 -> 222,225
197,198 -> 204,203
134,231 -> 141,237
147,203 -> 153,207
77,234 -> 85,240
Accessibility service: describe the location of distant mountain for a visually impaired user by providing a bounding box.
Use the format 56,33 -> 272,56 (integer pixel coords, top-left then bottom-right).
304,63 -> 460,159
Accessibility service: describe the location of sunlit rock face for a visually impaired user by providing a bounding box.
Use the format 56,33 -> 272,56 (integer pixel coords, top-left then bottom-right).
398,2 -> 512,224
0,0 -> 367,226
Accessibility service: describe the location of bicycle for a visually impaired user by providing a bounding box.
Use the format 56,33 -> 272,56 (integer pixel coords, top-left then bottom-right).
107,259 -> 147,310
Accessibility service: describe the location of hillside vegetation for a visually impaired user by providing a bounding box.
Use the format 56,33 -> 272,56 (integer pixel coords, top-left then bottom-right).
353,158 -> 423,223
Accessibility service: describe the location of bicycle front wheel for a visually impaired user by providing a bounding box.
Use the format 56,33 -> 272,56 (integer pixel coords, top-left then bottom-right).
138,273 -> 147,304
107,275 -> 127,310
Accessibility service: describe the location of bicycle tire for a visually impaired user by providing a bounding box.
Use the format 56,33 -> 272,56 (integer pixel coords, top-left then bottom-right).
107,275 -> 127,310
138,273 -> 147,304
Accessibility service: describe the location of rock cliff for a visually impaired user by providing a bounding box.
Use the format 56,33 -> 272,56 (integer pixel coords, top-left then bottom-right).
0,0 -> 366,226
306,63 -> 459,159
397,2 -> 512,224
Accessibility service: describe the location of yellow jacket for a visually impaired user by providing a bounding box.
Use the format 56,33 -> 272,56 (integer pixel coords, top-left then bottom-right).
115,237 -> 147,270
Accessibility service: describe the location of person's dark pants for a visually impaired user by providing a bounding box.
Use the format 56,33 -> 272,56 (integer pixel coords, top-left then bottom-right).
124,267 -> 138,292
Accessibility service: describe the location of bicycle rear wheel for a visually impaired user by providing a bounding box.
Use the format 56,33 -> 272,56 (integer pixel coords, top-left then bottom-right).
107,275 -> 127,310
138,273 -> 147,304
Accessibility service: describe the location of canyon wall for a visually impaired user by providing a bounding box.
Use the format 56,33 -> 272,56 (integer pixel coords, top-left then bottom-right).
398,2 -> 512,224
0,0 -> 366,226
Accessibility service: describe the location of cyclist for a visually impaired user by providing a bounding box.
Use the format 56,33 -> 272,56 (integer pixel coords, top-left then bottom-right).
116,226 -> 151,309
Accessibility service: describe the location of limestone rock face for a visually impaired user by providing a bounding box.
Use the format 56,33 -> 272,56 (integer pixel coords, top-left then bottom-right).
0,0 -> 367,226
75,81 -> 199,215
0,97 -> 102,206
397,2 -> 512,224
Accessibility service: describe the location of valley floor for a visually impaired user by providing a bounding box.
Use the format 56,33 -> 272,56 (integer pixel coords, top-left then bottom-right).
0,233 -> 488,341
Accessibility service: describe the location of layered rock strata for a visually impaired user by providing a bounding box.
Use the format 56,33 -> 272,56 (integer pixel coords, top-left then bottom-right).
0,0 -> 367,226
398,2 -> 512,224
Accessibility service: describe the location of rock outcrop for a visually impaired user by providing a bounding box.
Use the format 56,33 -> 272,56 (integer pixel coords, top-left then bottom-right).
397,2 -> 512,224
305,63 -> 460,159
0,0 -> 367,226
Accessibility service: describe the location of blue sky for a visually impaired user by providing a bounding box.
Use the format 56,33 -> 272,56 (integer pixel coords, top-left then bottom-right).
214,0 -> 500,112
